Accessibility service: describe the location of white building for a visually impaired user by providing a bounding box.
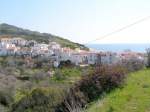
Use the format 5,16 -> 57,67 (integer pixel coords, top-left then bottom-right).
15,47 -> 31,56
99,52 -> 119,64
0,37 -> 27,46
87,52 -> 98,65
71,52 -> 88,65
31,43 -> 53,56
0,43 -> 18,56
11,37 -> 27,46
60,47 -> 73,61
25,40 -> 37,46
49,42 -> 61,49
0,38 -> 12,44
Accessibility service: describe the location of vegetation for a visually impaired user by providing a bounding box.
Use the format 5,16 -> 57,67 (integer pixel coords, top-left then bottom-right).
0,23 -> 89,50
56,65 -> 127,112
0,54 -> 146,112
11,87 -> 65,112
85,69 -> 150,112
0,56 -> 87,112
146,48 -> 150,67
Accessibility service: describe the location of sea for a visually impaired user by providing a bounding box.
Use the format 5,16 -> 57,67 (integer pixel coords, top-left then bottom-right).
86,44 -> 150,53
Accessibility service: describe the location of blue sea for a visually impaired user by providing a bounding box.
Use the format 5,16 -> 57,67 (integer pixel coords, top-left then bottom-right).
86,44 -> 150,52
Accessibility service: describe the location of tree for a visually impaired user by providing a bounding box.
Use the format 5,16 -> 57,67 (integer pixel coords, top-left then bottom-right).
146,48 -> 150,67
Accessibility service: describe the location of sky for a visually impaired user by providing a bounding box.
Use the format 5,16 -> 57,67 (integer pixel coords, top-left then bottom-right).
0,0 -> 150,44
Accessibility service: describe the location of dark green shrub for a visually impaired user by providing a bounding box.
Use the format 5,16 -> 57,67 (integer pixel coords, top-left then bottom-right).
0,91 -> 13,107
146,48 -> 150,68
56,64 -> 126,112
59,60 -> 74,68
16,76 -> 30,81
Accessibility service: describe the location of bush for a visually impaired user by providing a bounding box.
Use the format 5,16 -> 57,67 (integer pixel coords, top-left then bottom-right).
31,71 -> 48,82
53,69 -> 66,81
59,60 -> 74,68
0,91 -> 13,107
11,87 -> 65,112
146,48 -> 150,68
56,64 -> 126,112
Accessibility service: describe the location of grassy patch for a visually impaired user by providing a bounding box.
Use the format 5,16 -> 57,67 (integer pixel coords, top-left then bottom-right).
50,67 -> 82,84
85,69 -> 150,112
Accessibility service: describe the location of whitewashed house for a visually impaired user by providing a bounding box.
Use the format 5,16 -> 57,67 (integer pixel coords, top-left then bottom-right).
31,43 -> 54,57
106,52 -> 118,64
25,40 -> 37,46
87,52 -> 98,65
60,47 -> 73,61
49,42 -> 61,49
15,47 -> 31,56
0,38 -> 12,44
0,37 -> 27,46
11,37 -> 27,46
96,52 -> 119,65
0,42 -> 18,56
31,44 -> 48,54
48,42 -> 62,60
71,52 -> 88,65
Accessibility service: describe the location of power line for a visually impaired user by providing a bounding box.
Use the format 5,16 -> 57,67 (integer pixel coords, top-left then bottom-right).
85,16 -> 150,44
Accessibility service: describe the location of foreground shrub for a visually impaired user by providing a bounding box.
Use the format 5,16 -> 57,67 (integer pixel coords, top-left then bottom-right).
56,64 -> 126,112
0,91 -> 13,107
31,71 -> 48,82
11,87 -> 65,112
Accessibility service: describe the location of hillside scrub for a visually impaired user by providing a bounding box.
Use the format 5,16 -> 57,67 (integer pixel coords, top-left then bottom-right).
0,90 -> 14,107
0,55 -> 144,112
11,87 -> 66,112
11,62 -> 142,112
7,66 -> 84,112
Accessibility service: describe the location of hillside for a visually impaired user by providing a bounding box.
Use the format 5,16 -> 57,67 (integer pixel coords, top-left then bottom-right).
0,23 -> 88,50
85,69 -> 150,112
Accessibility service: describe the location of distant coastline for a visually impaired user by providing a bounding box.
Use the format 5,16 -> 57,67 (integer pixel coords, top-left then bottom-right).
86,44 -> 150,52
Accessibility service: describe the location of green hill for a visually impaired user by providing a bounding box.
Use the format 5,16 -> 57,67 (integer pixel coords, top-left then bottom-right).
85,69 -> 150,112
0,23 -> 89,50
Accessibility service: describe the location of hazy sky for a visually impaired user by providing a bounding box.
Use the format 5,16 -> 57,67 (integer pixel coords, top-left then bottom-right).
0,0 -> 150,44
